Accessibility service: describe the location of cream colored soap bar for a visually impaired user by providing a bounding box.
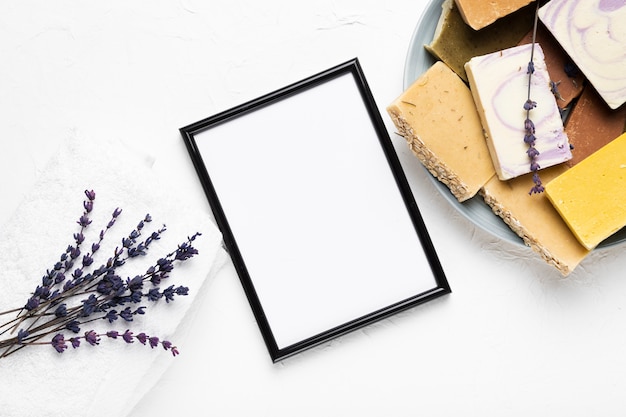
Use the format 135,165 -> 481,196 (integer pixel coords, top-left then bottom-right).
465,44 -> 572,181
387,61 -> 495,202
546,132 -> 626,250
539,0 -> 626,110
454,0 -> 535,30
480,166 -> 590,276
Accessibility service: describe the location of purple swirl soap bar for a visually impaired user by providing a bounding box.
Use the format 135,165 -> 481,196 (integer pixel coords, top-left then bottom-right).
465,43 -> 572,181
539,0 -> 626,109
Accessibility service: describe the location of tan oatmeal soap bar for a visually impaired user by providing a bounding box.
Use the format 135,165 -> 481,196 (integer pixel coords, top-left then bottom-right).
387,61 -> 495,202
454,0 -> 536,30
546,132 -> 626,250
480,166 -> 590,276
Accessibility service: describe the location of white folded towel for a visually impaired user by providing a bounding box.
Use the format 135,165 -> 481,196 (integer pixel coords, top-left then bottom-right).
0,134 -> 225,416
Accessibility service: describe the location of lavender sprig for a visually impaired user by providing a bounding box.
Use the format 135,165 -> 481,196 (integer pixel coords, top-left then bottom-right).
0,189 -> 200,359
41,329 -> 179,356
525,1 -> 544,196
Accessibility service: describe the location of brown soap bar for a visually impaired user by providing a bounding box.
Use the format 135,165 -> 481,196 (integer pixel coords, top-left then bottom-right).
425,0 -> 536,82
518,23 -> 585,109
454,0 -> 535,30
565,86 -> 626,167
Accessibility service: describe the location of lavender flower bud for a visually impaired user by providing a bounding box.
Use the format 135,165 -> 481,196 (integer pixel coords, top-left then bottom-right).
85,330 -> 100,346
17,329 -> 29,344
105,310 -> 118,323
526,147 -> 540,158
523,99 -> 537,111
70,337 -> 81,348
148,336 -> 159,348
136,333 -> 148,345
74,232 -> 85,244
82,253 -> 94,267
107,330 -> 119,339
127,275 -> 143,291
84,189 -> 96,201
147,288 -> 161,301
77,215 -> 92,227
24,296 -> 40,311
122,330 -> 134,343
54,303 -> 68,318
120,307 -> 134,322
66,320 -> 81,333
51,334 -> 68,353
80,294 -> 98,317
83,200 -> 93,213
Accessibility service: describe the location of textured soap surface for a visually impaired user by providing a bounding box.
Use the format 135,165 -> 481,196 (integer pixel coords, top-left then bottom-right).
387,61 -> 495,202
565,85 -> 626,167
539,0 -> 626,110
480,165 -> 590,276
465,43 -> 572,181
517,24 -> 585,109
546,132 -> 626,250
425,0 -> 535,82
454,0 -> 535,30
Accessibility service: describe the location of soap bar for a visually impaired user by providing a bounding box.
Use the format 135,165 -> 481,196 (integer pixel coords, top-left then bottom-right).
565,85 -> 626,167
387,61 -> 495,202
465,43 -> 572,181
545,132 -> 626,250
480,165 -> 590,276
425,0 -> 535,82
517,24 -> 585,109
539,0 -> 626,110
454,0 -> 535,30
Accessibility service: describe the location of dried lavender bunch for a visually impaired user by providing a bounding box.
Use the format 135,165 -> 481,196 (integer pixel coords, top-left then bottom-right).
0,189 -> 201,359
525,1 -> 544,195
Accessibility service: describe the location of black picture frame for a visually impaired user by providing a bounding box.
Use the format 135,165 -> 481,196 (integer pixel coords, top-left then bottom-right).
180,58 -> 450,362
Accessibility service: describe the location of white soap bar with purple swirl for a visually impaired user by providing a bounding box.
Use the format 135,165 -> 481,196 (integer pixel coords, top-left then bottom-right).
539,0 -> 626,110
465,43 -> 572,181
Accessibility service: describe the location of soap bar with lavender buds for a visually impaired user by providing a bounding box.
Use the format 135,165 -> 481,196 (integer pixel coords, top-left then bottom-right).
465,43 -> 572,181
539,0 -> 626,110
545,132 -> 626,250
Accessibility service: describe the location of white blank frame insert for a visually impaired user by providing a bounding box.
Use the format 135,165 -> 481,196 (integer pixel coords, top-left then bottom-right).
181,58 -> 450,362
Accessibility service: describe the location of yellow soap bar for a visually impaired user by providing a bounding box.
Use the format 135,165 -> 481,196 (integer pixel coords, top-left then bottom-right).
546,132 -> 626,250
481,166 -> 590,276
387,61 -> 495,202
454,0 -> 535,30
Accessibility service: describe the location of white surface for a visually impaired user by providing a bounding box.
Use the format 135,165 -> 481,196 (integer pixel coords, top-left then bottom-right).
2,1 -> 626,416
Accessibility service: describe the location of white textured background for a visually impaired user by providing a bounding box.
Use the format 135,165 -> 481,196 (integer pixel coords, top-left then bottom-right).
2,1 -> 626,416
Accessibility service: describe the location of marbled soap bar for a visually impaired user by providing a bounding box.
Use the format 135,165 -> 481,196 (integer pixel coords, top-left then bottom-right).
454,0 -> 535,30
565,85 -> 626,167
387,61 -> 495,202
425,0 -> 535,82
480,166 -> 590,276
517,24 -> 585,109
465,43 -> 572,181
546,132 -> 626,250
539,0 -> 626,109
